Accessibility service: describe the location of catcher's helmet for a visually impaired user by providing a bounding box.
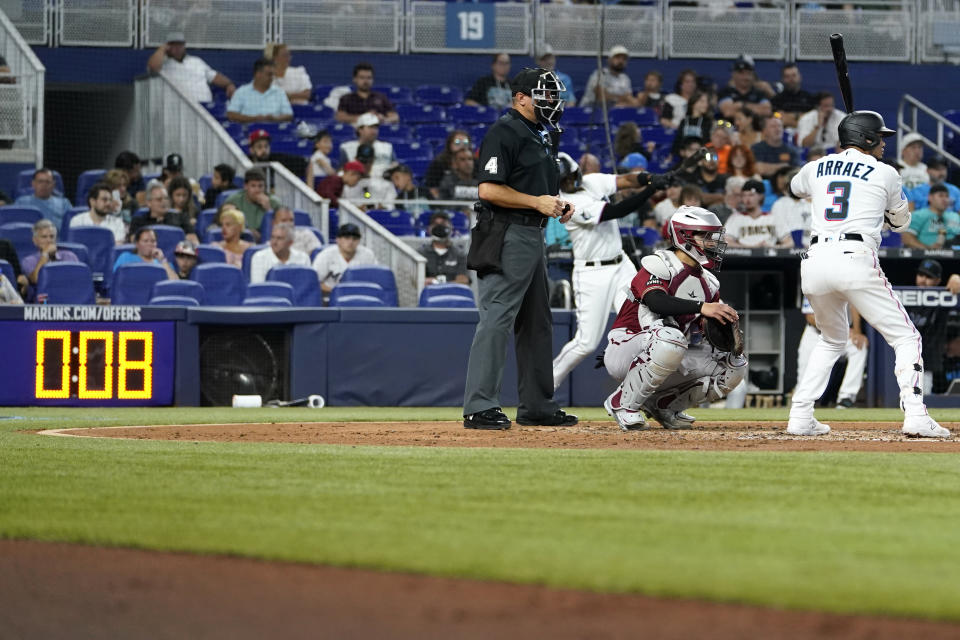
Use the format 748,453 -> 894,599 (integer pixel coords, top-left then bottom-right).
838,110 -> 895,151
669,206 -> 727,270
512,67 -> 567,130
556,151 -> 582,191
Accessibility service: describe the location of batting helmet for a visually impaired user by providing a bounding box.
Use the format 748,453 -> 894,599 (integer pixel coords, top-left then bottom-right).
556,152 -> 582,191
837,111 -> 895,150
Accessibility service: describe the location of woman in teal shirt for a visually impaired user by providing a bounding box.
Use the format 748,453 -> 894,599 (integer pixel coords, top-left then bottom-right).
112,227 -> 178,280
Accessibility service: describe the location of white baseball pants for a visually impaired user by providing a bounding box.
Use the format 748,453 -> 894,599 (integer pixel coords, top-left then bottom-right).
796,324 -> 868,402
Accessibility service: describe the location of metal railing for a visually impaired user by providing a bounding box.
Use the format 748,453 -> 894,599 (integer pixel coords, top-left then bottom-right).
897,93 -> 960,167
0,7 -> 43,167
142,0 -> 270,50
279,0 -> 401,52
57,0 -> 135,47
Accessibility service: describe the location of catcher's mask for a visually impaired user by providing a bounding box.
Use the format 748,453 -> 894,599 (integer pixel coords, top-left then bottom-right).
512,67 -> 566,130
556,151 -> 582,192
669,205 -> 727,270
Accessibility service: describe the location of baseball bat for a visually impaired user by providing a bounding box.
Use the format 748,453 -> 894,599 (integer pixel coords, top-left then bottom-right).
830,33 -> 854,112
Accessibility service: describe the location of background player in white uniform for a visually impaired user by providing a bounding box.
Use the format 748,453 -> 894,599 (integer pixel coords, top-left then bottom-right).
551,153 -> 669,389
788,111 -> 949,438
796,297 -> 867,408
603,207 -> 746,430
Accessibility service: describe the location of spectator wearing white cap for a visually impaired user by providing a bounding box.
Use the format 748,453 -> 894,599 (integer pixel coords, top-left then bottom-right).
579,45 -> 637,108
899,132 -> 929,194
338,113 -> 396,179
226,57 -> 293,123
147,31 -> 236,103
173,240 -> 198,279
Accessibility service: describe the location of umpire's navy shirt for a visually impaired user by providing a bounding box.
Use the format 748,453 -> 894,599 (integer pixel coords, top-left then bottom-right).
477,109 -> 558,217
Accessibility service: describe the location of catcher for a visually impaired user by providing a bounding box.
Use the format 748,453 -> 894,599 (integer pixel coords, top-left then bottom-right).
603,206 -> 747,430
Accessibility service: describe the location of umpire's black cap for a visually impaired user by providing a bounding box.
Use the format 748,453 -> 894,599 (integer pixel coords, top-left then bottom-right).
511,68 -> 546,96
918,259 -> 943,280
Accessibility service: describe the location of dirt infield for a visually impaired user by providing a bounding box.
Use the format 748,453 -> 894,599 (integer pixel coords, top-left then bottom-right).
51,419 -> 960,452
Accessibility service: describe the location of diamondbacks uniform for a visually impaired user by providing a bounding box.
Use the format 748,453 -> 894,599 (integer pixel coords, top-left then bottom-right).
723,211 -> 787,247
551,172 -> 637,389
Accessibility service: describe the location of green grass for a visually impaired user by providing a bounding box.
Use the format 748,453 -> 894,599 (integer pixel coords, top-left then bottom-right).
2,407 -> 960,621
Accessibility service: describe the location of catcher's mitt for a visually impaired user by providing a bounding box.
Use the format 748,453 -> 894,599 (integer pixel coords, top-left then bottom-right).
703,316 -> 744,356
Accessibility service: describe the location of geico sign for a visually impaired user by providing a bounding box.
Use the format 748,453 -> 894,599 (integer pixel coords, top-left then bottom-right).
895,289 -> 960,307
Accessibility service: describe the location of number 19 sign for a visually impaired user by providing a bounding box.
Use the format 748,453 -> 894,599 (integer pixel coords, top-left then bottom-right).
446,3 -> 495,49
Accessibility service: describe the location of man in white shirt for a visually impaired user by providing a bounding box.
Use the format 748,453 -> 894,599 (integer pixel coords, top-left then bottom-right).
249,222 -> 310,283
724,180 -> 793,248
273,206 -> 321,256
312,223 -> 377,295
70,183 -> 127,244
898,132 -> 929,193
769,169 -> 811,247
579,45 -> 636,108
146,32 -> 235,103
797,92 -> 846,150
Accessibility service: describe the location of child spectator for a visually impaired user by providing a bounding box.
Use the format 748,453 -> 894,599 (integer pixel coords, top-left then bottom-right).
168,176 -> 199,226
305,130 -> 335,188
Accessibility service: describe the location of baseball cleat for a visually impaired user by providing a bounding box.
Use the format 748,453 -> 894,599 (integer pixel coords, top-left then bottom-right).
464,408 -> 511,430
604,393 -> 648,431
902,416 -> 951,438
786,417 -> 831,436
643,405 -> 694,430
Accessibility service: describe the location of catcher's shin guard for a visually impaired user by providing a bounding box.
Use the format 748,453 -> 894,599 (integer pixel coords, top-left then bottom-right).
653,353 -> 747,413
618,327 -> 687,409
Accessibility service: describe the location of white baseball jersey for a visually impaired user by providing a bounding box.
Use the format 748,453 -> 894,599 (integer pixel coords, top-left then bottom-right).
769,195 -> 811,247
791,148 -> 904,247
723,211 -> 786,247
561,173 -> 622,261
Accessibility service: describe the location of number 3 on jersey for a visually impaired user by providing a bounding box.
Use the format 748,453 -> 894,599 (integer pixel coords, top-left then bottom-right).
825,181 -> 852,220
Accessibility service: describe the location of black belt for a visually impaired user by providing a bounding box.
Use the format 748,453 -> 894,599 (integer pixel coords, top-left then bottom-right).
810,233 -> 863,245
495,211 -> 548,228
581,255 -> 623,267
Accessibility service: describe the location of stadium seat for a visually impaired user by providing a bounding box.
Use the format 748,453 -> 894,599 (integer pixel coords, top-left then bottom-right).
75,169 -> 107,205
392,141 -> 432,162
0,258 -> 14,285
340,265 -> 397,306
466,125 -> 488,145
246,281 -> 294,303
608,107 -> 659,127
561,106 -> 596,127
265,264 -> 321,306
415,84 -> 463,106
373,84 -> 412,104
405,158 -> 432,182
242,296 -> 293,307
334,294 -> 386,308
241,244 -> 269,282
366,209 -> 417,236
558,140 -> 587,158
191,263 -> 245,305
196,244 -> 226,264
215,189 -> 240,209
35,262 -> 95,304
880,229 -> 903,247
112,263 -> 170,305
330,281 -> 385,306
146,224 -> 186,263
312,83 -> 336,103
152,279 -> 204,305
448,105 -> 500,125
419,283 -> 474,306
148,295 -> 200,307
0,206 -> 42,226
0,222 -> 35,262
197,209 -> 217,242
423,294 -> 475,308
397,103 -> 445,124
56,241 -> 90,266
17,169 -> 64,197
60,206 -> 89,238
641,125 -> 675,148
416,124 -> 454,144
379,123 -> 414,144
206,228 -> 255,243
328,208 -> 339,242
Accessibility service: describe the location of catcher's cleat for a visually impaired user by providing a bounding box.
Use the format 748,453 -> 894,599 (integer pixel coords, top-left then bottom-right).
605,391 -> 648,431
643,404 -> 695,430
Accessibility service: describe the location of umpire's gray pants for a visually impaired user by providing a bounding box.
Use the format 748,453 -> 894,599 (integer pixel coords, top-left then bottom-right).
463,223 -> 559,419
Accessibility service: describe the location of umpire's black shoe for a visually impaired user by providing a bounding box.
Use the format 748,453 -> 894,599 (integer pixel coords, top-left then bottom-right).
464,408 -> 512,430
516,410 -> 579,427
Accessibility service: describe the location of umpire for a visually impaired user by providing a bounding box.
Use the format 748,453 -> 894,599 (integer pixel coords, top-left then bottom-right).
463,67 -> 578,430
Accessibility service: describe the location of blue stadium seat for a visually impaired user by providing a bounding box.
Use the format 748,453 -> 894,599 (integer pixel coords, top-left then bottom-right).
447,105 -> 499,125
17,169 -> 64,197
419,283 -> 474,306
152,279 -> 204,304
405,158 -> 432,182
558,140 -> 587,158
334,294 -> 386,308
291,104 -> 317,119
266,264 -> 321,306
215,189 -> 240,209
580,127 -> 611,147
147,224 -> 186,263
641,125 -> 675,148
416,124 -> 454,144
149,295 -> 200,307
330,281 -> 385,306
196,243 -> 226,264
60,206 -> 89,239
0,206 -> 42,226
56,241 -> 89,266
310,246 -> 324,262
393,141 -> 432,162
35,262 -> 95,304
328,208 -> 339,242
112,263 -> 169,305
312,83 -> 336,103
379,123 -> 414,144
242,244 -> 268,282
880,229 -> 903,247
203,101 -> 227,120
0,222 -> 35,262
191,263 -> 245,305
467,125 -> 488,145
243,296 -> 293,307
246,281 -> 294,303
415,84 -> 463,106
608,107 -> 659,128
366,209 -> 417,236
75,169 -> 107,205
327,121 -> 355,141
197,208 -> 217,242
340,265 -> 397,306
111,244 -> 135,274
561,106 -> 597,127
397,103 -> 445,124
373,84 -> 412,104
0,258 -> 14,285
423,294 -> 475,308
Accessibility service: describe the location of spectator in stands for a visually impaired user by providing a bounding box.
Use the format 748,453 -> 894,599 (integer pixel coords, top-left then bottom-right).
652,176 -> 684,227
265,43 -> 311,105
274,206 -> 320,257
15,168 -> 71,228
751,117 -> 799,178
146,31 -> 236,103
580,45 -> 636,108
305,130 -> 335,188
226,57 -> 293,124
708,120 -> 734,173
203,163 -> 236,210
343,144 -> 395,209
678,145 -> 726,207
103,169 -> 135,223
680,184 -> 704,208
168,176 -> 199,226
635,70 -> 666,114
662,69 -> 698,128
465,53 -> 513,111
70,183 -> 126,244
671,91 -> 714,154
316,161 -> 365,207
129,181 -> 197,244
112,227 -> 178,280
535,46 -> 575,107
250,222 -> 310,283
0,237 -> 26,294
619,152 -> 648,174
764,165 -> 794,212
578,153 -> 601,176
0,270 -> 21,304
225,169 -> 280,242
733,108 -> 762,148
797,92 -> 845,150
769,168 -> 810,247
161,153 -> 202,201
709,175 -> 746,224
215,207 -> 251,268
173,240 -> 198,279
907,156 -> 960,210
384,164 -> 427,213
807,145 -> 827,163
419,212 -> 469,286
339,113 -> 395,180
727,143 -> 760,180
899,132 -> 930,193
718,55 -> 772,120
335,62 -> 398,125
436,148 -> 480,202
21,219 -> 79,289
245,128 -> 308,177
614,122 -> 653,164
312,222 -> 377,295
115,151 -> 146,205
771,63 -> 814,128
670,135 -> 704,172
902,185 -> 960,249
724,179 -> 792,248
424,129 -> 472,198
